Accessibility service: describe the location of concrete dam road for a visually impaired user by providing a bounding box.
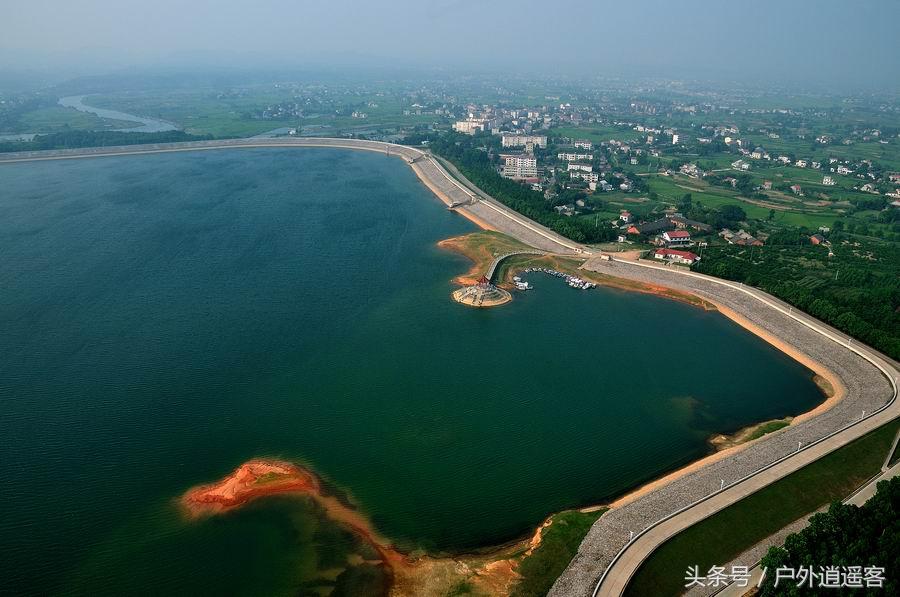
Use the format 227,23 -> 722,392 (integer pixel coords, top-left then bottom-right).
549,257 -> 899,597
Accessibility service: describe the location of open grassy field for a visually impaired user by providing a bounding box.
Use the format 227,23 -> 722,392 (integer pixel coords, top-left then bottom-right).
646,174 -> 846,229
87,87 -> 442,137
438,231 -> 535,285
549,125 -> 640,144
10,106 -> 138,134
624,417 -> 900,597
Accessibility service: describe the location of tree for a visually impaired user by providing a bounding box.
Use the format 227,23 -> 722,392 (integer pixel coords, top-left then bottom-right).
719,204 -> 747,224
758,477 -> 899,596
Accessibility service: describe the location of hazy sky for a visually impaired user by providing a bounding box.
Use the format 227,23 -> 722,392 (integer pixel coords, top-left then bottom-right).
4,0 -> 899,85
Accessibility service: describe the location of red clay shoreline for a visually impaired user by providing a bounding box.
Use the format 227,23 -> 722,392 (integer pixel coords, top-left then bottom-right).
180,459 -> 547,595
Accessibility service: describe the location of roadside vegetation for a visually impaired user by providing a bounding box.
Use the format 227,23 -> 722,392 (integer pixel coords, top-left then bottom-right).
0,129 -> 215,152
757,476 -> 899,596
624,418 -> 900,597
694,231 -> 900,360
511,509 -> 606,597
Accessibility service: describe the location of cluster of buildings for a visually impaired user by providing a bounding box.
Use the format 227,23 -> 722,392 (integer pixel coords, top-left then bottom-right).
720,228 -> 765,246
621,212 -> 711,247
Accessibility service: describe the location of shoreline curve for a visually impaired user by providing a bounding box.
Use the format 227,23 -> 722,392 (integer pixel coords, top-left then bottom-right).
5,137 -> 895,596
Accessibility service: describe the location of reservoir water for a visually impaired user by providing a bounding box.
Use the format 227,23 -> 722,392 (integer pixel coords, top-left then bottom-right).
0,148 -> 825,594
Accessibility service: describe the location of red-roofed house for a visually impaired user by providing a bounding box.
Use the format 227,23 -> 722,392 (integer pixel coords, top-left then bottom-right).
660,229 -> 692,247
620,210 -> 633,223
653,248 -> 700,265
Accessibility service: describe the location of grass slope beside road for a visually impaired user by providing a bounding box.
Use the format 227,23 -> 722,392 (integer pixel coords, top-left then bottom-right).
512,510 -> 607,597
624,417 -> 900,597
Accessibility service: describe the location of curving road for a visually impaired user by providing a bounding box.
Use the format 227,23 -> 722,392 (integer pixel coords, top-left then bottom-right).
550,256 -> 899,597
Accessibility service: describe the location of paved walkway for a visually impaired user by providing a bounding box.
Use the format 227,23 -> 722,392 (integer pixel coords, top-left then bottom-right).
550,257 -> 898,597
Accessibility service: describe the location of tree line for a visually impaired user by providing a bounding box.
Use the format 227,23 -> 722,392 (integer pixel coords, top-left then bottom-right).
0,130 -> 216,153
758,477 -> 899,596
695,230 -> 900,360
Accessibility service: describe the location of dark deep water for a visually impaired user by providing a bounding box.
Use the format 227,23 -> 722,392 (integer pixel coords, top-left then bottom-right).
0,148 -> 825,594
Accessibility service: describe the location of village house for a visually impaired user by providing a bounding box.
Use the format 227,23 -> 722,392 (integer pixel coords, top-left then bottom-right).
790,184 -> 803,195
597,180 -> 614,192
627,217 -> 672,236
720,228 -> 764,246
659,229 -> 692,247
653,248 -> 701,265
619,210 -> 633,224
810,234 -> 827,245
822,175 -> 836,186
679,163 -> 704,178
669,215 -> 712,232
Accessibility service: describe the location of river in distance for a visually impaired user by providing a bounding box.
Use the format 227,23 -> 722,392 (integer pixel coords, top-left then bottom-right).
0,148 -> 825,595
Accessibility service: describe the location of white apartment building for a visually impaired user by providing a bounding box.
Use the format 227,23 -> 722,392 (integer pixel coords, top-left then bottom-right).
567,163 -> 593,173
574,140 -> 593,150
453,119 -> 489,134
570,171 -> 599,183
558,152 -> 593,161
502,134 -> 548,148
501,154 -> 538,179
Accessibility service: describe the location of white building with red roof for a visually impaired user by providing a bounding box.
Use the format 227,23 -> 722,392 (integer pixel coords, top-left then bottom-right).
653,248 -> 700,265
660,229 -> 692,246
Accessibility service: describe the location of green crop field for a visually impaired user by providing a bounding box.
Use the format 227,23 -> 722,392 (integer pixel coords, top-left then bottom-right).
550,125 -> 639,144
7,106 -> 138,134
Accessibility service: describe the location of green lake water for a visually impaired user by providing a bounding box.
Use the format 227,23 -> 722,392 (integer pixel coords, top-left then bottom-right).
0,148 -> 825,595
